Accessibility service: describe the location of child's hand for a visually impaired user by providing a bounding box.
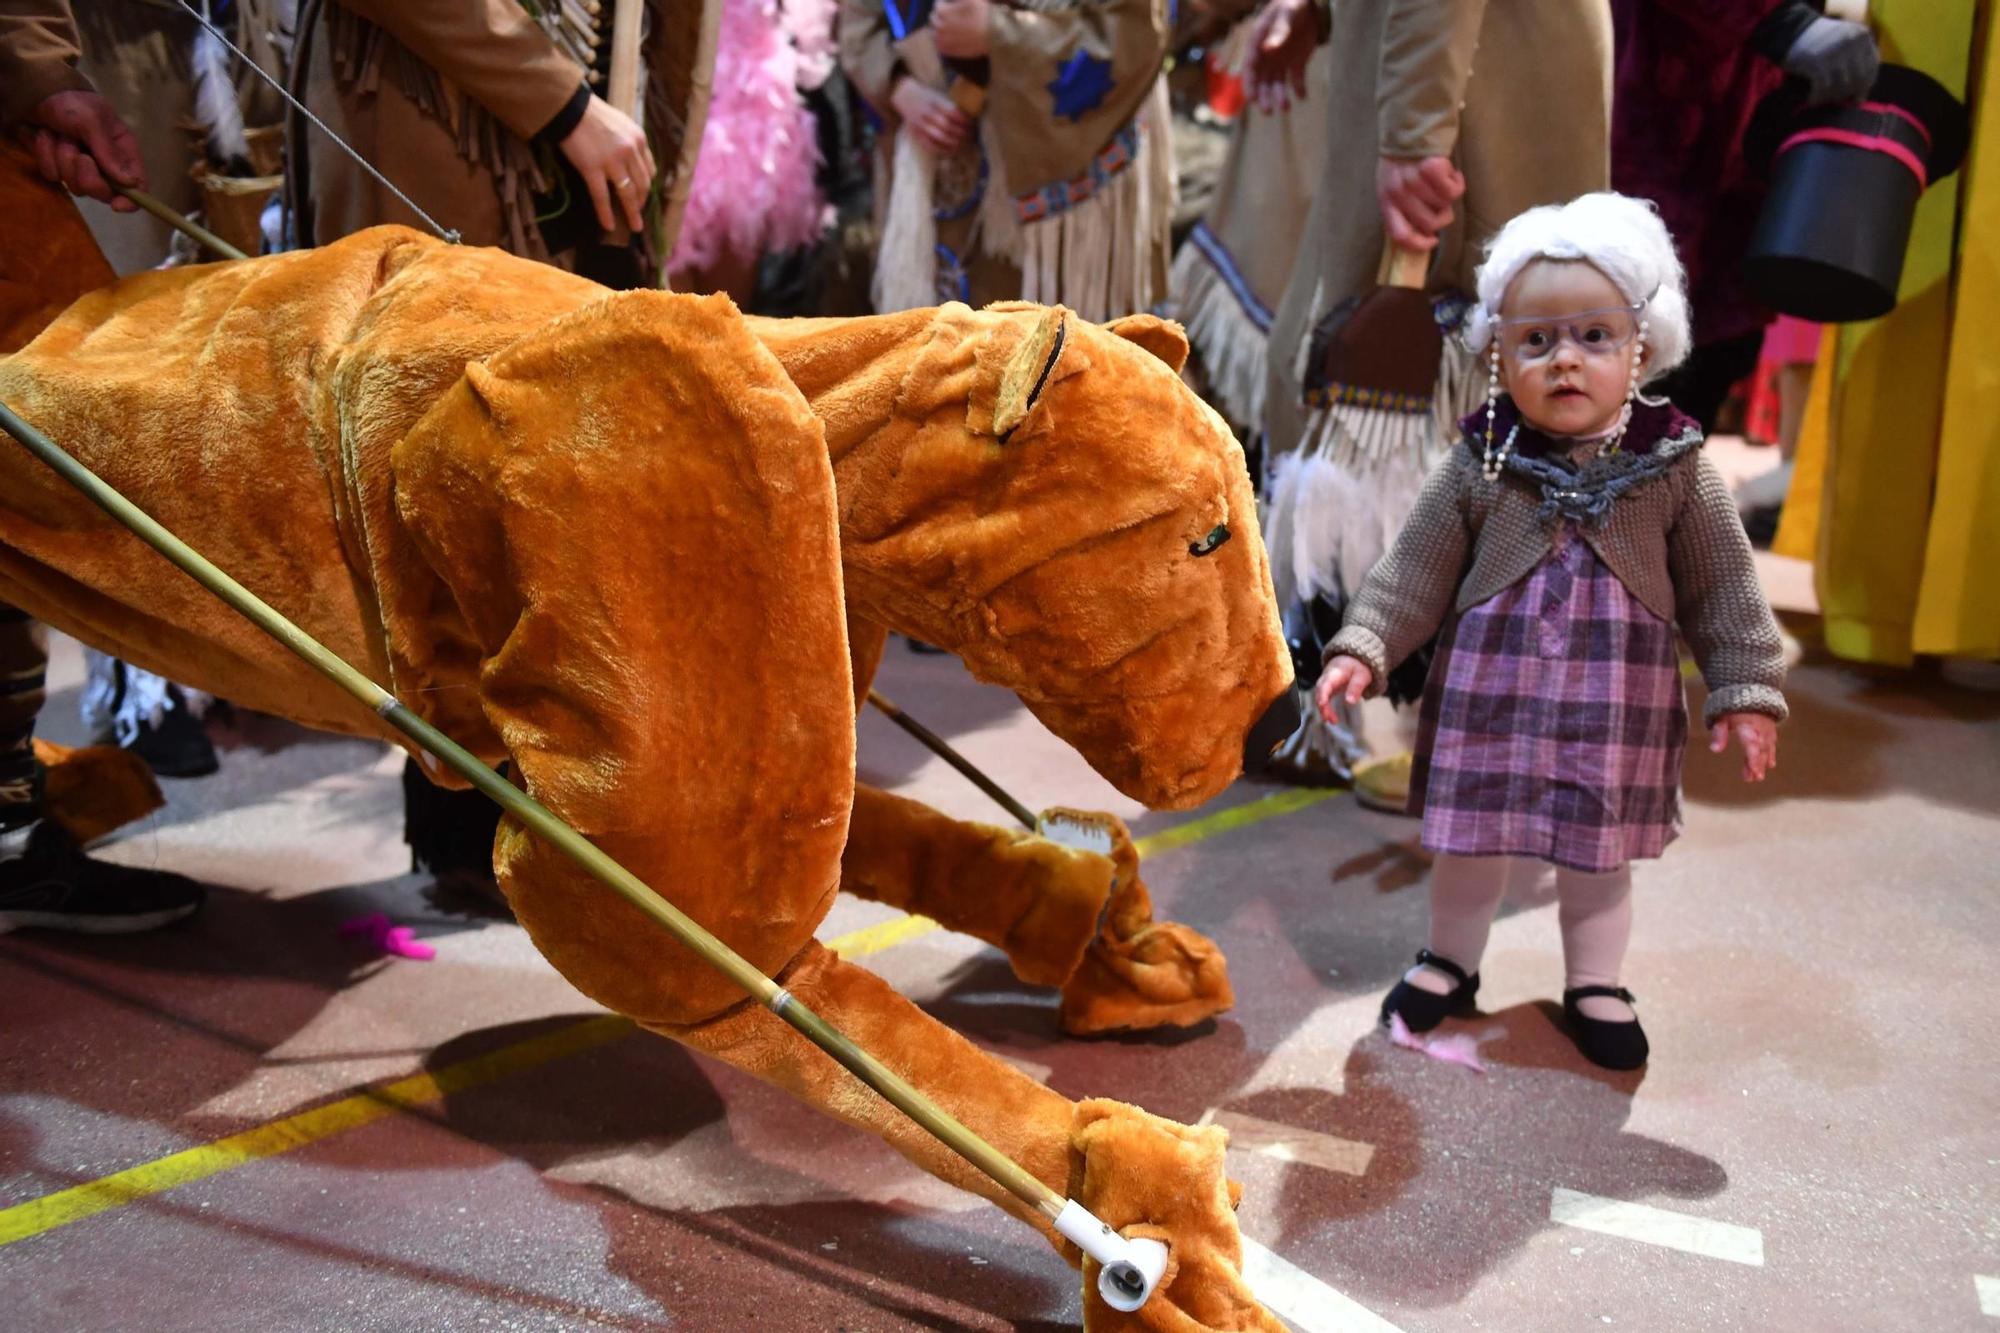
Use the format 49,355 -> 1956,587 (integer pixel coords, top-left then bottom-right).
1314,655 -> 1373,722
1710,712 -> 1778,783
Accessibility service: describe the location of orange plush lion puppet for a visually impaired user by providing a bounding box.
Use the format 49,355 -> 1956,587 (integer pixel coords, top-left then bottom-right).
0,160 -> 1293,1330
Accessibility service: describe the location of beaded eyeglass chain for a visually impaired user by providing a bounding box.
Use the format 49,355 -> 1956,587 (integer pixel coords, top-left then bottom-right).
1482,314 -> 1650,482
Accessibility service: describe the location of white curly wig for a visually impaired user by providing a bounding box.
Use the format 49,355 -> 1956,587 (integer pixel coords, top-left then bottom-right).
1464,192 -> 1691,385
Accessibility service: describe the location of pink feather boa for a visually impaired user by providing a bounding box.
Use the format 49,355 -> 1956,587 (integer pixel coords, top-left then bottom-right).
668,0 -> 833,274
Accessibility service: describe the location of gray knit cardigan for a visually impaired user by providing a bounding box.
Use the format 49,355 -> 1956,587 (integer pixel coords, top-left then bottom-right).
1327,401 -> 1789,727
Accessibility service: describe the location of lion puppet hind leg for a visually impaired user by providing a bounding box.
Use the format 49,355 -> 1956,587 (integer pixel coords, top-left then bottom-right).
651,941 -> 1282,1331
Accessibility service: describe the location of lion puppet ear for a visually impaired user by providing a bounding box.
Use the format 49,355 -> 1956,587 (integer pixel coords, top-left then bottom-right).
991,306 -> 1068,439
1104,312 -> 1189,374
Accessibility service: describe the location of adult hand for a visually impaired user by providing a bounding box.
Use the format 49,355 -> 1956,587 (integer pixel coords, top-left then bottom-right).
1246,0 -> 1319,112
559,94 -> 657,233
932,0 -> 991,59
28,90 -> 146,212
891,77 -> 972,155
1710,712 -> 1779,783
1782,16 -> 1880,106
1375,155 -> 1464,252
1314,655 -> 1373,722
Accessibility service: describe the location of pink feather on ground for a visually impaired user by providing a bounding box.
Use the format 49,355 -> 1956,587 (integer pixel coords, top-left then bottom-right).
339,912 -> 438,962
1388,1011 -> 1487,1073
668,0 -> 832,274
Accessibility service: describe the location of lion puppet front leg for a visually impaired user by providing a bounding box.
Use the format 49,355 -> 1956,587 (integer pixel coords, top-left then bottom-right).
840,785 -> 1236,1036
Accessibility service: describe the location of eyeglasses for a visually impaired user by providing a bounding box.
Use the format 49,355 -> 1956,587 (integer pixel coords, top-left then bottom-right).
1495,303 -> 1645,363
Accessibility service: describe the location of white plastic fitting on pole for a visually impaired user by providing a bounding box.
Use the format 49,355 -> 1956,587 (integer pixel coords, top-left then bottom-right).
1054,1199 -> 1172,1313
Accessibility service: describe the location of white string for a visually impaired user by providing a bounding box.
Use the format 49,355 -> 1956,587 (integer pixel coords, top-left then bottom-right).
171,0 -> 461,244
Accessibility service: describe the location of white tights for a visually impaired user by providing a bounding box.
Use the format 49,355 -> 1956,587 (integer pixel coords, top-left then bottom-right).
1409,853 -> 1637,1022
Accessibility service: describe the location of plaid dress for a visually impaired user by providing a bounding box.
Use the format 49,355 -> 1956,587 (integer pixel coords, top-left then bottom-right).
1409,525 -> 1687,873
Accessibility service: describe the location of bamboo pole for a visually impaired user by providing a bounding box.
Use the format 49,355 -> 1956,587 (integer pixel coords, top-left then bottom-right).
0,399 -> 1063,1227
117,187 -> 248,262
608,0 -> 644,119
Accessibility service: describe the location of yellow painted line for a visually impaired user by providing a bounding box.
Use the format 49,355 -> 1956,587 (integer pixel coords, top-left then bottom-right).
826,910 -> 941,958
0,1014 -> 633,1247
1132,786 -> 1341,858
0,783 -> 1338,1247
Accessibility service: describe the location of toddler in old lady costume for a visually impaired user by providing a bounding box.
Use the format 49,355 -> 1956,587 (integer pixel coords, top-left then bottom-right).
1314,193 -> 1787,1070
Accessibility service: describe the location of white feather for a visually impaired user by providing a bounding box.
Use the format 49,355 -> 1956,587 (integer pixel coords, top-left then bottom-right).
193,26 -> 249,165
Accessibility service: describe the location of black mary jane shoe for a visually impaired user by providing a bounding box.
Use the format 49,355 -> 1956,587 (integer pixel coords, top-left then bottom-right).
1563,986 -> 1651,1071
1380,949 -> 1480,1033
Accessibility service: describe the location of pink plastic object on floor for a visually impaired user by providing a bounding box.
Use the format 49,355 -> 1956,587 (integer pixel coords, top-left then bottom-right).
338,912 -> 437,961
1388,1011 -> 1486,1073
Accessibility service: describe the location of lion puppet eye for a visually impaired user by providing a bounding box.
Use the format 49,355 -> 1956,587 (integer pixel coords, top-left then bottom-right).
1189,524 -> 1231,557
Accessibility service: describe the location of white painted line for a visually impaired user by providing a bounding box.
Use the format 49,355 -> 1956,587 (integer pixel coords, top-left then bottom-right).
1549,1188 -> 1764,1267
1241,1239 -> 1405,1333
1976,1274 -> 2000,1317
1201,1108 -> 1374,1178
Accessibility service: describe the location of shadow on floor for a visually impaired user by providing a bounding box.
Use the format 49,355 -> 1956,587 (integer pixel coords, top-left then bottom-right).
1684,631 -> 2000,818
1257,1006 -> 1724,1311
0,874 -> 489,1125
419,1016 -> 1075,1330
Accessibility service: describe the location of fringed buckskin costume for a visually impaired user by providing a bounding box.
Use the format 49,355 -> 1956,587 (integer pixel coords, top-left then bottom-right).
1262,0 -> 1614,611
1169,37 -> 1330,437
0,154 -> 1295,1327
289,0 -> 718,282
840,0 -> 1175,320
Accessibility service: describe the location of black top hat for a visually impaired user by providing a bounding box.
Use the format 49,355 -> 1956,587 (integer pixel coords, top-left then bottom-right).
1743,64 -> 1970,322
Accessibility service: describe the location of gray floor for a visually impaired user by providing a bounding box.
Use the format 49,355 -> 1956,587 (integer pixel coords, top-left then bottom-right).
3,546 -> 1997,1329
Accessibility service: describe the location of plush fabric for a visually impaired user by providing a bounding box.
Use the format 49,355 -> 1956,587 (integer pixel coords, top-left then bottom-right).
667,0 -> 828,273
1071,1099 -> 1284,1331
0,210 -> 1291,1327
1058,833 -> 1235,1037
32,738 -> 162,845
0,146 -> 113,356
840,787 -> 1235,1033
751,301 -> 1289,808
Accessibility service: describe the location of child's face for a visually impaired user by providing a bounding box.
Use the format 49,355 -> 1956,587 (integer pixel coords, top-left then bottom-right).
1495,259 -> 1645,438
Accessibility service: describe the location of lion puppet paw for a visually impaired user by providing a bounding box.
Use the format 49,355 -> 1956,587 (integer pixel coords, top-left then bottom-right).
1067,1098 -> 1283,1331
1051,810 -> 1233,1037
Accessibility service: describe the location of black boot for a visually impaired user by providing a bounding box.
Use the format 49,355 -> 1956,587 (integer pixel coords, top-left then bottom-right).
1563,986 -> 1650,1070
123,688 -> 220,778
0,822 -> 205,934
1380,949 -> 1479,1033
100,668 -> 219,779
403,758 -> 508,914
